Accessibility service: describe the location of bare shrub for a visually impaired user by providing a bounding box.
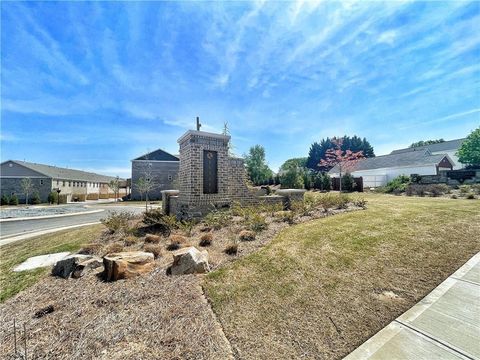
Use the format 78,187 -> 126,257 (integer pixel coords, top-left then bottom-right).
78,243 -> 102,255
143,209 -> 178,236
144,244 -> 162,258
353,197 -> 367,209
104,242 -> 124,255
167,234 -> 186,251
225,244 -> 238,255
145,234 -> 161,244
239,230 -> 256,241
124,236 -> 139,246
199,233 -> 213,247
100,211 -> 135,234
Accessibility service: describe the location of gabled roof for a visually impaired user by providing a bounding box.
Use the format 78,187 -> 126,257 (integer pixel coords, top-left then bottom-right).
328,150 -> 452,174
133,148 -> 179,161
1,160 -> 122,182
390,138 -> 465,155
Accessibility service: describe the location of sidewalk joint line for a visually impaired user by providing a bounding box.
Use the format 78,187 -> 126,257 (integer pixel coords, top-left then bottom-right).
450,277 -> 480,287
394,320 -> 475,360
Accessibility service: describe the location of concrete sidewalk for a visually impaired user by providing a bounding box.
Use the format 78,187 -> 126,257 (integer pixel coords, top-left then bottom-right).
345,252 -> 480,360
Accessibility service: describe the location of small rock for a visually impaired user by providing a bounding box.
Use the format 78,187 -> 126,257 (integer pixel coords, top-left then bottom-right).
51,255 -> 93,279
34,305 -> 54,318
71,258 -> 104,279
170,247 -> 209,275
103,251 -> 155,281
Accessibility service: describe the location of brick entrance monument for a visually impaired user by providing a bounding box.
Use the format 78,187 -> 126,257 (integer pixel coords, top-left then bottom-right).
162,125 -> 305,219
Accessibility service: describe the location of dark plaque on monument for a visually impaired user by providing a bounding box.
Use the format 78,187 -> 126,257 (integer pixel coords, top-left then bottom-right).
203,150 -> 218,194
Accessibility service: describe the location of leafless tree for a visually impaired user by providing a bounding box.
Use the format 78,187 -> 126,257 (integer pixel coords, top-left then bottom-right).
108,176 -> 120,202
134,155 -> 157,211
20,177 -> 33,205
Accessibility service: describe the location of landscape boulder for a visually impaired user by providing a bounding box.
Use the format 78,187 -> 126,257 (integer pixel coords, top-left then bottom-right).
170,247 -> 210,275
51,254 -> 97,279
71,257 -> 104,279
14,252 -> 70,272
103,251 -> 155,281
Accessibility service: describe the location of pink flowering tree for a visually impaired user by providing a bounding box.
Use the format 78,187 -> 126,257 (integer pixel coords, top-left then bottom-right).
319,138 -> 364,192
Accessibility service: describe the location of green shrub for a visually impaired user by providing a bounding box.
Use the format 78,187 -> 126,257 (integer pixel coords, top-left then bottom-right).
1,194 -> 9,206
31,191 -> 41,205
204,209 -> 232,230
291,199 -> 315,216
341,173 -> 356,192
101,211 -> 135,234
315,193 -> 351,210
385,175 -> 410,193
48,191 -> 58,204
274,210 -> 295,224
9,194 -> 18,206
280,165 -> 304,189
143,209 -> 178,236
410,174 -> 422,183
243,211 -> 267,232
178,219 -> 195,237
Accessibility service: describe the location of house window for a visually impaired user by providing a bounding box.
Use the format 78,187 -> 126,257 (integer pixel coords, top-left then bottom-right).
56,180 -> 59,185
168,174 -> 173,181
69,182 -> 71,186
63,181 -> 65,186
40,180 -> 44,185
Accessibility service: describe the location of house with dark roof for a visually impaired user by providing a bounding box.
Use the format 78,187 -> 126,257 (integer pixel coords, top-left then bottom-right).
390,138 -> 465,169
328,150 -> 454,188
0,160 -> 125,203
131,148 -> 179,200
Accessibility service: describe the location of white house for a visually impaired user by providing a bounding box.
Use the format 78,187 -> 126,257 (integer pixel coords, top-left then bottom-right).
389,138 -> 465,170
328,150 -> 455,188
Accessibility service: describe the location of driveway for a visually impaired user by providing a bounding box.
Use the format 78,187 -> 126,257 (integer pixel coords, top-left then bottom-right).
0,204 -> 146,244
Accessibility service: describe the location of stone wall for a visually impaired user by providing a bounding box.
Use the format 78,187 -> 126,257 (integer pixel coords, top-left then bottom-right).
418,169 -> 480,185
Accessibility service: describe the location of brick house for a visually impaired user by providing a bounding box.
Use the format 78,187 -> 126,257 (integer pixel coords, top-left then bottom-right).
131,149 -> 179,201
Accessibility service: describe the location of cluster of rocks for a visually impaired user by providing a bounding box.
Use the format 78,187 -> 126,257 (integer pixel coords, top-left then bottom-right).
14,246 -> 210,282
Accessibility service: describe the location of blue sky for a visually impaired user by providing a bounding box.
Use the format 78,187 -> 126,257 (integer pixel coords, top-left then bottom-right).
1,1 -> 479,177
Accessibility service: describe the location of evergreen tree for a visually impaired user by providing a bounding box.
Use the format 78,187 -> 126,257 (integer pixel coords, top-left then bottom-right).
244,145 -> 274,186
457,128 -> 480,167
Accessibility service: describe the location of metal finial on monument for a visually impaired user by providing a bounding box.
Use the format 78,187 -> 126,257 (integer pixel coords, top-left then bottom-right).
196,116 -> 201,131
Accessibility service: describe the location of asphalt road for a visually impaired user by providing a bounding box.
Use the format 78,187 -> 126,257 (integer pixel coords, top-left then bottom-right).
0,205 -> 145,239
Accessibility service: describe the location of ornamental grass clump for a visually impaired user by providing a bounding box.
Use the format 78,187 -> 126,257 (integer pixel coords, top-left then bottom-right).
199,233 -> 213,247
100,211 -> 135,235
144,243 -> 162,258
225,244 -> 238,255
204,209 -> 232,230
167,234 -> 186,251
145,234 -> 161,244
239,230 -> 256,241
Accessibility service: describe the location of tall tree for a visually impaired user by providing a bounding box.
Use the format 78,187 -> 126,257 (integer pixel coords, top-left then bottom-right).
306,135 -> 374,170
244,145 -> 273,185
20,177 -> 33,205
108,176 -> 120,202
279,157 -> 307,173
409,139 -> 445,148
319,138 -> 364,192
457,128 -> 480,167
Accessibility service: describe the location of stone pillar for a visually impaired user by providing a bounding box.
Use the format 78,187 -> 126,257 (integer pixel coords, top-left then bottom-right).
176,130 -> 231,218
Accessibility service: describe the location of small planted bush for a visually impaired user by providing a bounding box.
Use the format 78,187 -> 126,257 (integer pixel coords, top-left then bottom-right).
239,230 -> 256,241
199,233 -> 213,247
143,209 -> 178,236
274,210 -> 295,224
225,244 -> 238,255
48,191 -> 58,204
341,173 -> 356,192
1,194 -> 10,206
244,211 -> 267,232
459,185 -> 470,194
100,211 -> 135,234
385,175 -> 410,193
178,219 -> 195,237
353,197 -> 367,209
145,234 -> 161,244
204,209 -> 232,230
104,242 -> 124,254
9,194 -> 18,206
31,191 -> 41,205
167,234 -> 186,251
144,243 -> 162,258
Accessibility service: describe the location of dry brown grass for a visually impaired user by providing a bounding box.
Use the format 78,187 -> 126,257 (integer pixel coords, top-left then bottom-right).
224,244 -> 238,255
144,234 -> 161,244
104,242 -> 124,255
143,243 -> 162,258
199,233 -> 213,247
204,194 -> 480,359
0,272 -> 232,359
239,230 -> 256,241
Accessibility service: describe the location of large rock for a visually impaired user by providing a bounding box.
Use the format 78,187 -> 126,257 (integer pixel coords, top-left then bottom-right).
52,254 -> 93,278
171,247 -> 210,275
14,252 -> 70,272
103,251 -> 155,281
71,257 -> 104,279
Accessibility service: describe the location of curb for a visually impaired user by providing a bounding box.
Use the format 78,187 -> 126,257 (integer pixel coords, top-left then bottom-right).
0,222 -> 102,247
0,209 -> 105,222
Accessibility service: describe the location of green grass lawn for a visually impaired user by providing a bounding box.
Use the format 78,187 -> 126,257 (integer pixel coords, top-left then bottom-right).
204,194 -> 480,359
0,224 -> 104,302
